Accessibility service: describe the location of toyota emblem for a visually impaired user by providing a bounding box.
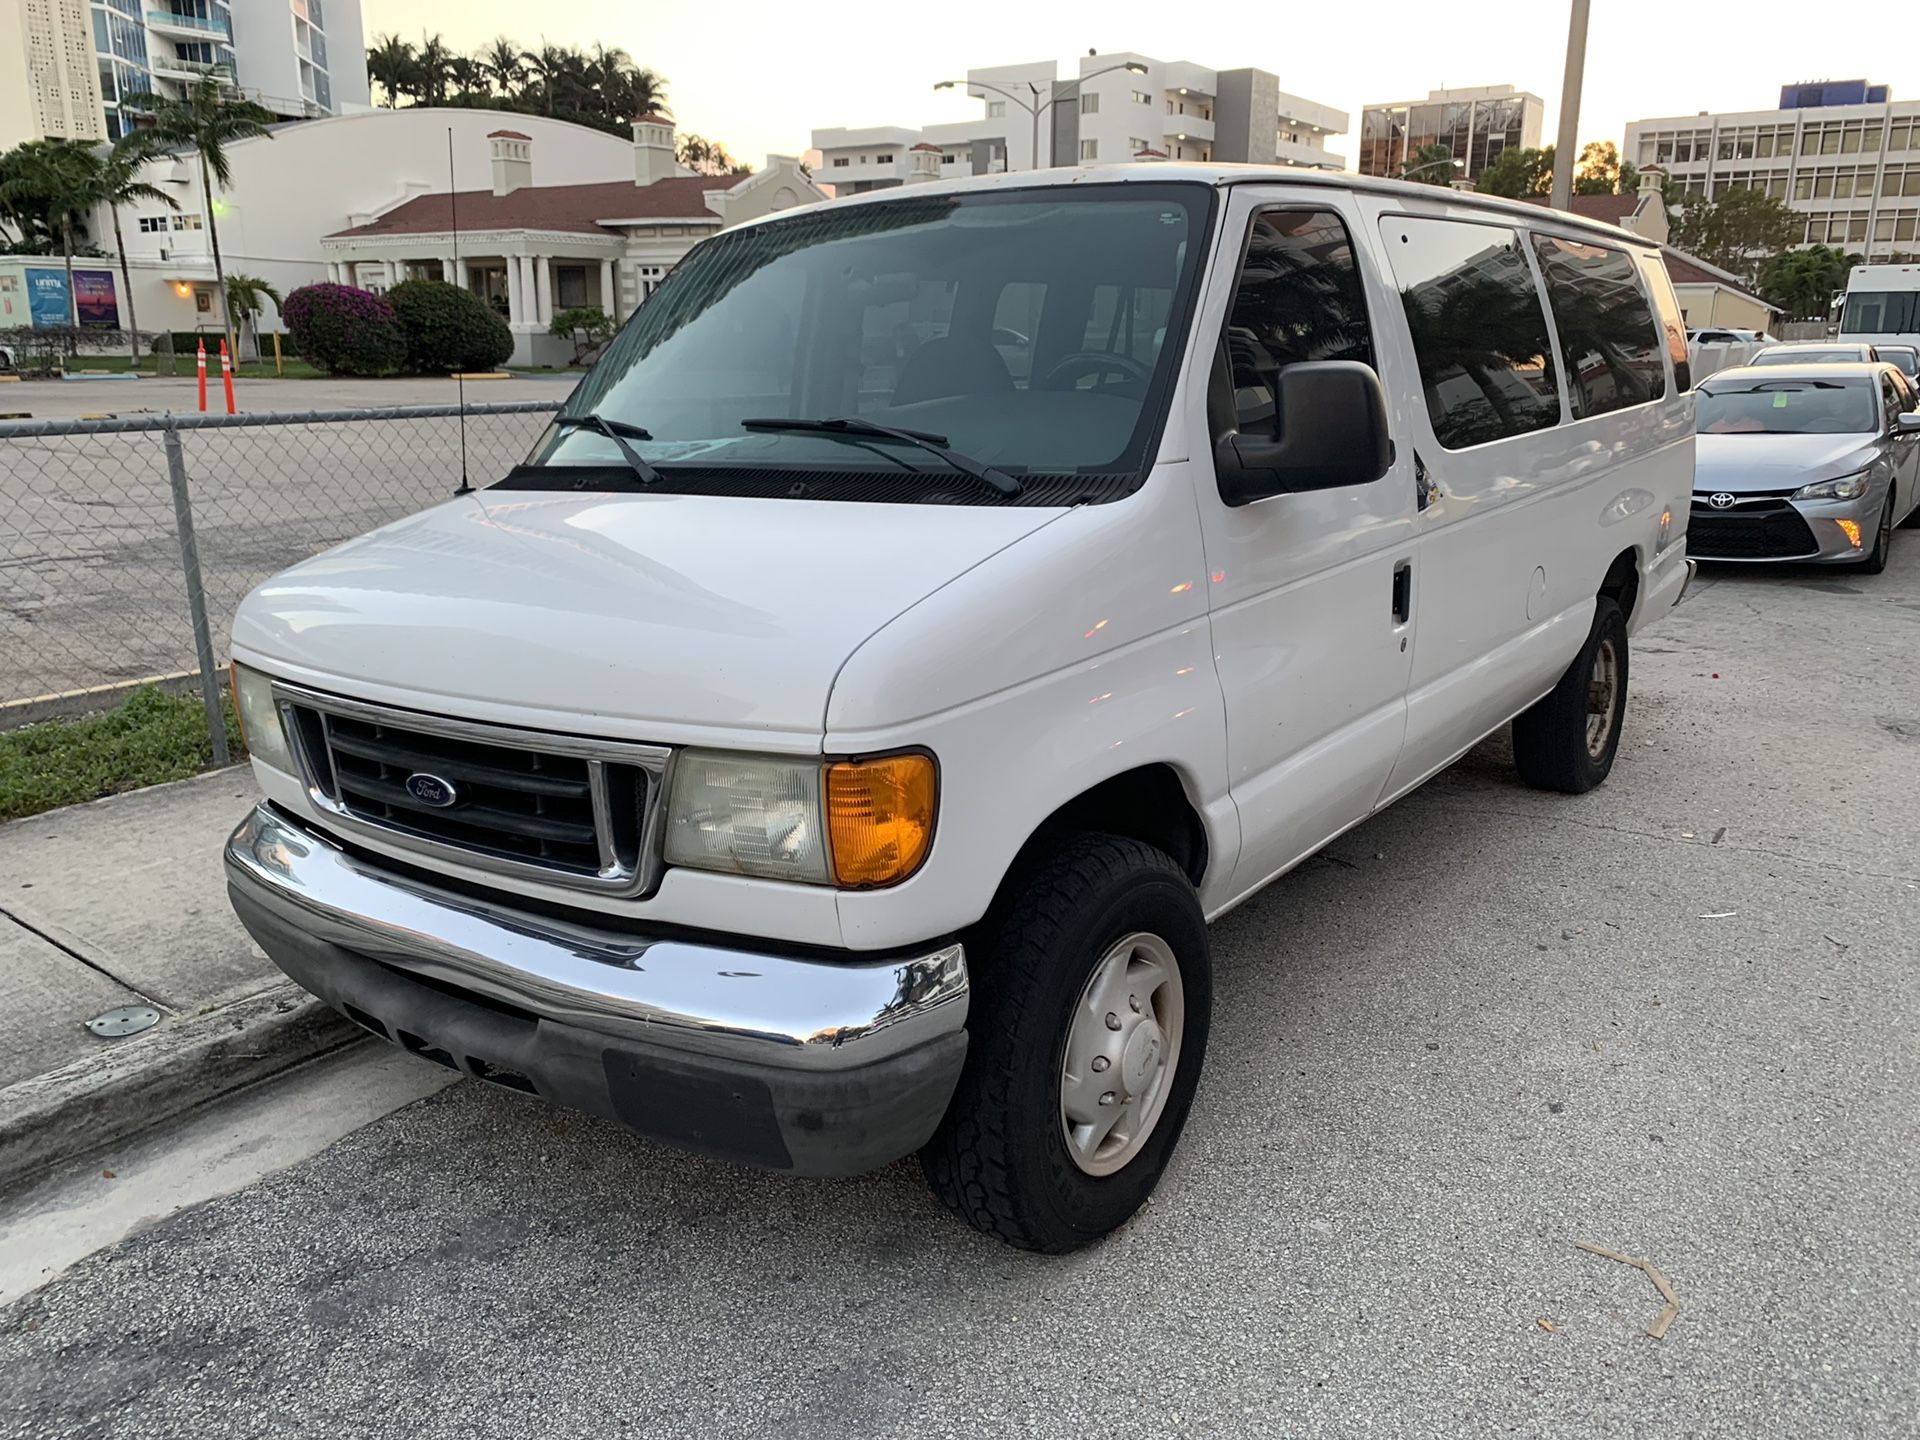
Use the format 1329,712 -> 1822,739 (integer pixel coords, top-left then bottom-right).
1708,492 -> 1736,509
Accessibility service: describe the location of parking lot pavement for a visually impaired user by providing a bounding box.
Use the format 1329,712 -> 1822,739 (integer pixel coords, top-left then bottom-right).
0,374 -> 575,422
3,548 -> 1918,1438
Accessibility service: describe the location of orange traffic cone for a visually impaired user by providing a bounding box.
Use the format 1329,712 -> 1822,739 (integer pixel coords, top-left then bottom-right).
196,338 -> 207,412
219,338 -> 236,415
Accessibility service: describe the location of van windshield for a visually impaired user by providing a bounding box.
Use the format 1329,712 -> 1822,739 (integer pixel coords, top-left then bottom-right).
1696,380 -> 1875,434
508,183 -> 1213,504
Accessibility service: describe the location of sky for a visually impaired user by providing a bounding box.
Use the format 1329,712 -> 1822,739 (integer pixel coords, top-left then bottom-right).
359,0 -> 1920,166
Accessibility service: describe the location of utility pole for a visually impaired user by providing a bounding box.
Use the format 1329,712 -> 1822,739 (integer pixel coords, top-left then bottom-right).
1549,0 -> 1592,212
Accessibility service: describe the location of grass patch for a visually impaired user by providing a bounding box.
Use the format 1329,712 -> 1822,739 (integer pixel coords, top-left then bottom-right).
0,685 -> 244,822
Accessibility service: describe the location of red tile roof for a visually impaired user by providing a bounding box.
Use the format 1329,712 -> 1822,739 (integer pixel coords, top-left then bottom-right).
910,142 -> 942,153
486,129 -> 532,140
1659,247 -> 1773,309
1519,191 -> 1640,225
632,112 -> 673,125
328,175 -> 725,239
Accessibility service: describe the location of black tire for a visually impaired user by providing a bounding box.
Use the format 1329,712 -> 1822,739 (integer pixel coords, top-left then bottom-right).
920,833 -> 1211,1254
1855,493 -> 1896,572
1512,596 -> 1628,795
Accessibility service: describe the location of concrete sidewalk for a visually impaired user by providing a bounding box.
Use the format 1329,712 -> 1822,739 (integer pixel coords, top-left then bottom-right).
0,769 -> 359,1190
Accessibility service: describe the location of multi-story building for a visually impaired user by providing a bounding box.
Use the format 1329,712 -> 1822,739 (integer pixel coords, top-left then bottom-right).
1,0 -> 106,143
1625,81 -> 1920,258
812,51 -> 1346,194
80,0 -> 369,143
1357,85 -> 1545,182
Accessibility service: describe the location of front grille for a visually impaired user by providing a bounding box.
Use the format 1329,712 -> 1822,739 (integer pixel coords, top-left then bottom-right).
277,685 -> 669,895
1687,500 -> 1820,560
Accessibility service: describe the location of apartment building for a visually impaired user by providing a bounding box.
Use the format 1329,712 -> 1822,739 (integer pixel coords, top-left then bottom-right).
1356,85 -> 1545,182
1,0 -> 106,143
82,0 -> 369,144
812,51 -> 1346,194
1625,81 -> 1920,258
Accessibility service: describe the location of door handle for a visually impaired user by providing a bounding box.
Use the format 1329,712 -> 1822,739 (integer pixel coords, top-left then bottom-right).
1391,561 -> 1412,625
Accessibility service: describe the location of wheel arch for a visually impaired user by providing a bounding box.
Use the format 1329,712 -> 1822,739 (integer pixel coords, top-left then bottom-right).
1599,545 -> 1641,625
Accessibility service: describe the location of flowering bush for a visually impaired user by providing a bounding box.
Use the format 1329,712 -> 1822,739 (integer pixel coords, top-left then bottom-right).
282,283 -> 406,376
387,280 -> 514,373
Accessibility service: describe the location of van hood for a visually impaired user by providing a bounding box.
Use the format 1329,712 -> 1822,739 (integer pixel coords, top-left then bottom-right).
232,490 -> 1065,736
1693,433 -> 1880,493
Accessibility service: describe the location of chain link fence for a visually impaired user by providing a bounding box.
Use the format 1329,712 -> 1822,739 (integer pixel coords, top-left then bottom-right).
0,403 -> 561,745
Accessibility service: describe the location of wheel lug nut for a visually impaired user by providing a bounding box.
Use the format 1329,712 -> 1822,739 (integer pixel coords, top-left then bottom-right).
1091,1055 -> 1110,1072
1098,1091 -> 1117,1106
1104,1012 -> 1121,1031
1128,994 -> 1142,1013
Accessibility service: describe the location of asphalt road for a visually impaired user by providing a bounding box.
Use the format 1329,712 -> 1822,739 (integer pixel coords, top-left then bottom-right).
3,545 -> 1919,1438
1,377 -> 563,705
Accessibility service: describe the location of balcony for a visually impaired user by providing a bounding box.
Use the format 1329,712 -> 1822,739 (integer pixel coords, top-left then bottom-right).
1275,137 -> 1346,171
145,9 -> 232,41
151,57 -> 234,84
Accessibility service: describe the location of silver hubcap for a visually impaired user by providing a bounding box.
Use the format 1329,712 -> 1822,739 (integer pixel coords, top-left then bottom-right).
1586,637 -> 1619,759
1059,932 -> 1185,1177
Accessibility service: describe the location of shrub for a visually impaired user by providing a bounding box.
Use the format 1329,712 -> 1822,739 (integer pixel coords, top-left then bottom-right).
282,283 -> 406,376
387,279 -> 515,373
549,306 -> 615,366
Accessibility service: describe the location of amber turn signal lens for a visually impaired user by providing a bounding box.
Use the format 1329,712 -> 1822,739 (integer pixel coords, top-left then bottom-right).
825,753 -> 937,888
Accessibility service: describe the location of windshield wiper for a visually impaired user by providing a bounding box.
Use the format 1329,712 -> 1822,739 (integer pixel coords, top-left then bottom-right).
740,416 -> 1022,497
551,412 -> 662,485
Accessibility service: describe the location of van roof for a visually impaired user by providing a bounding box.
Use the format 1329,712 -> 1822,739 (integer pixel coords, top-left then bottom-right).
758,163 -> 1662,250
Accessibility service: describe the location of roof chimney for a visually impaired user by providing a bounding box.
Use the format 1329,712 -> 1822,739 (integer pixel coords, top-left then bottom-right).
1639,164 -> 1665,195
633,112 -> 676,187
488,130 -> 532,197
907,142 -> 942,184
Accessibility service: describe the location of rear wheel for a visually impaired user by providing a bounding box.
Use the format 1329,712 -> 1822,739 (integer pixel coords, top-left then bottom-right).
1855,493 -> 1896,573
920,834 -> 1211,1253
1512,596 -> 1629,795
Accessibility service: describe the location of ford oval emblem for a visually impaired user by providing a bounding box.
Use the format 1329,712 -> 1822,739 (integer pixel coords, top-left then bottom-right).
1709,492 -> 1736,509
404,772 -> 460,808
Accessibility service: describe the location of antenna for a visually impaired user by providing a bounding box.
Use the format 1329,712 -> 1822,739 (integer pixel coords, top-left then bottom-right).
448,126 -> 472,496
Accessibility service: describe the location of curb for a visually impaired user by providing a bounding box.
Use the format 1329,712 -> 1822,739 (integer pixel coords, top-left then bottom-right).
0,981 -> 362,1194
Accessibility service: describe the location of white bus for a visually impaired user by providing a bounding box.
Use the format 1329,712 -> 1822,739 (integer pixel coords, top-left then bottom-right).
1838,263 -> 1920,347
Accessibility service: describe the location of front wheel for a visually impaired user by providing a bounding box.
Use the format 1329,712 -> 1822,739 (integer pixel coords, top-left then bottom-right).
920,834 -> 1211,1253
1512,595 -> 1628,794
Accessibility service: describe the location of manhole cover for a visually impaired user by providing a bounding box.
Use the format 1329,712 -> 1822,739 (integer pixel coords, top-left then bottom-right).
84,1006 -> 161,1038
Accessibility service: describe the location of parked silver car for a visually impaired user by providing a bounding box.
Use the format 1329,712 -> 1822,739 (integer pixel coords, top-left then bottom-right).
1748,341 -> 1881,367
1691,363 -> 1920,574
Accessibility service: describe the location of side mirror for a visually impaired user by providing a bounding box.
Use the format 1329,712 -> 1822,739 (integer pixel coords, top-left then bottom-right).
1213,360 -> 1393,506
1898,411 -> 1920,432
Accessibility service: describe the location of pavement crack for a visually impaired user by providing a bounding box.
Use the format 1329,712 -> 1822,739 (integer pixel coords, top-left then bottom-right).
0,906 -> 175,1013
1416,804 -> 1920,886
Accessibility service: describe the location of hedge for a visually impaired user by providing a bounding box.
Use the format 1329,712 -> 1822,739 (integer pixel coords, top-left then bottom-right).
282,283 -> 407,377
386,280 -> 515,373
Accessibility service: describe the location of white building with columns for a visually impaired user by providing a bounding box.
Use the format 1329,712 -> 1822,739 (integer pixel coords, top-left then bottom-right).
88,106 -> 819,364
321,116 -> 824,365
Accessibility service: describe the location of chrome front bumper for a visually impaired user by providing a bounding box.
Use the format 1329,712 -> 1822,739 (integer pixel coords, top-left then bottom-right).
225,804 -> 971,1174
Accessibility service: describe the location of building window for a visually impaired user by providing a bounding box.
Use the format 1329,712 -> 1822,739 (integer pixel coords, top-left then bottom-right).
987,101 -> 1005,118
1131,90 -> 1151,105
1080,139 -> 1099,161
137,215 -> 167,233
171,213 -> 203,231
1129,138 -> 1148,155
832,157 -> 849,167
1080,93 -> 1100,115
873,153 -> 893,164
555,265 -> 588,309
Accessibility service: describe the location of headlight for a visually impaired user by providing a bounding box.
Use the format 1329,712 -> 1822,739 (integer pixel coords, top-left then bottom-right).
229,663 -> 295,774
665,752 -> 831,883
664,750 -> 939,887
1793,472 -> 1870,500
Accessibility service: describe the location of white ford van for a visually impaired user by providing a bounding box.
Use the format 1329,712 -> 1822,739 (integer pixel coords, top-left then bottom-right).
225,166 -> 1695,1252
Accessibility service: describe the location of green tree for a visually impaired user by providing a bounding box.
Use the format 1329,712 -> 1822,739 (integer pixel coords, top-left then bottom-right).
99,130 -> 179,364
0,140 -> 103,329
128,78 -> 276,355
1669,186 -> 1801,284
1759,244 -> 1852,320
367,33 -> 418,107
549,305 -> 615,364
1478,144 -> 1554,199
1574,140 -> 1639,196
483,36 -> 524,96
415,32 -> 452,106
224,273 -> 282,358
677,134 -> 748,176
1402,142 -> 1457,185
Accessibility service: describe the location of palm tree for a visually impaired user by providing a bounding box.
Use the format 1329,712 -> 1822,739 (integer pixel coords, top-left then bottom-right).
223,273 -> 281,359
416,32 -> 452,106
483,36 -> 524,99
0,140 -> 101,333
366,33 -> 417,107
520,43 -> 570,117
128,78 -> 275,356
627,68 -> 669,121
98,130 -> 179,365
446,55 -> 488,99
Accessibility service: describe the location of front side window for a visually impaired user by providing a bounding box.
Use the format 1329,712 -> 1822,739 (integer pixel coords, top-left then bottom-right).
1382,215 -> 1559,449
1531,235 -> 1665,419
534,185 -> 1212,502
1696,379 -> 1875,434
1219,209 -> 1373,434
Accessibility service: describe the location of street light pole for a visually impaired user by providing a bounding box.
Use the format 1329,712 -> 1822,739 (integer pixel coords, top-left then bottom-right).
936,61 -> 1149,172
1549,0 -> 1592,212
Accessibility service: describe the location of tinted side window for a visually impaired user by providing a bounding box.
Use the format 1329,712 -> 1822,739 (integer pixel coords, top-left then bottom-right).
1221,209 -> 1373,432
1639,253 -> 1692,391
1382,216 -> 1559,449
1532,236 -> 1666,418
